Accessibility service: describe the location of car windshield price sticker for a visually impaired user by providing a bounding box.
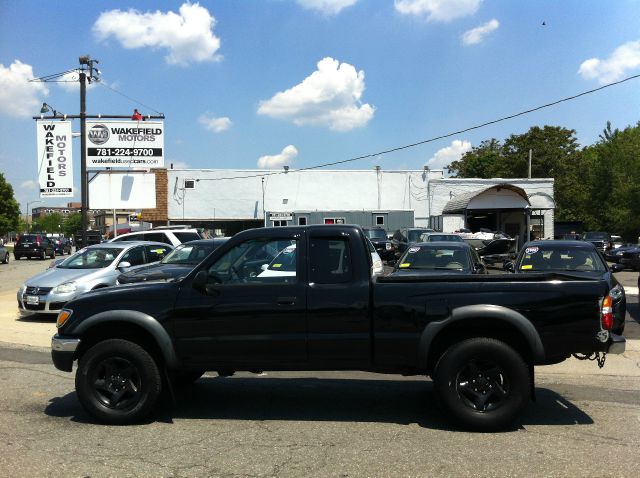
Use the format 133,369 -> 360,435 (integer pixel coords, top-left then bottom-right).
86,120 -> 164,168
525,247 -> 539,254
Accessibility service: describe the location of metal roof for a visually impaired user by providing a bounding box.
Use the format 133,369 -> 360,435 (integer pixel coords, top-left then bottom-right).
442,184 -> 531,214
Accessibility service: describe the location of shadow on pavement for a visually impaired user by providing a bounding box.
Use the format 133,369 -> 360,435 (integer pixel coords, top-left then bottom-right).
16,313 -> 56,324
44,377 -> 593,431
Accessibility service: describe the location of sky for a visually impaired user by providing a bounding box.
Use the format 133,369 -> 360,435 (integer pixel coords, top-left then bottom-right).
1,0 -> 640,209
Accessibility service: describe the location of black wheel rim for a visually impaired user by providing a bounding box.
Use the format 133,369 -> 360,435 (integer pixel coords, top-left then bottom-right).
90,356 -> 142,410
455,358 -> 510,412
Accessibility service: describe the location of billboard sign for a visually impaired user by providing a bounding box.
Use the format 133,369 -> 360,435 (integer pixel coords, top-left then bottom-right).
89,171 -> 157,209
86,120 -> 164,168
36,120 -> 73,197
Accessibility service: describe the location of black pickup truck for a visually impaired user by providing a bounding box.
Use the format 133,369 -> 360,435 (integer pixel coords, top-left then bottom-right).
51,225 -> 625,431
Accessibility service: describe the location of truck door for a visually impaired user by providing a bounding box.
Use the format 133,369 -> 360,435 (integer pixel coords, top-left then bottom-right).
306,229 -> 371,367
172,232 -> 307,367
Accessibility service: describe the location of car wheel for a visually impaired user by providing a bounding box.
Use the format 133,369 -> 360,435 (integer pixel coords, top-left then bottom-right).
50,250 -> 56,259
75,339 -> 162,424
40,250 -> 46,260
14,254 -> 20,260
3,253 -> 9,264
433,337 -> 530,432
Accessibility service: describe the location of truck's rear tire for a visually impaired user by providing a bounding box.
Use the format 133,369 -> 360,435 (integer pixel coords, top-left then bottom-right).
75,339 -> 162,424
433,337 -> 530,432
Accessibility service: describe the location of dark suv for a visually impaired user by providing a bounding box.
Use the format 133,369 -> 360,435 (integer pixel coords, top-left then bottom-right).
14,234 -> 56,260
582,231 -> 613,253
362,227 -> 396,262
391,227 -> 434,257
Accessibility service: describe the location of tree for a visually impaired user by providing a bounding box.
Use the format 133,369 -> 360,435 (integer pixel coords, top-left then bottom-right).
0,173 -> 20,236
447,139 -> 503,178
32,212 -> 64,234
62,212 -> 82,237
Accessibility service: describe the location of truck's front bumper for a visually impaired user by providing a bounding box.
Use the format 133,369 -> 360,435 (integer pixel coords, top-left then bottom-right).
607,333 -> 625,354
51,335 -> 81,372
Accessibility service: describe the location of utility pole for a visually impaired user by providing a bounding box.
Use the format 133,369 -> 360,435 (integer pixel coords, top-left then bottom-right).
79,61 -> 88,247
528,149 -> 532,179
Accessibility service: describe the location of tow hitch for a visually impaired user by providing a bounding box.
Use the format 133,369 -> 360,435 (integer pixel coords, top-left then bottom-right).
572,352 -> 607,369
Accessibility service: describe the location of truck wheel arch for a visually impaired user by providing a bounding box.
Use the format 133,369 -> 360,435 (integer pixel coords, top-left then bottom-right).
420,304 -> 545,372
72,310 -> 179,369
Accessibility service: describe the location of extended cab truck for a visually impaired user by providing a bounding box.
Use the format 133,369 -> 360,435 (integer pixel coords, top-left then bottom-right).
51,225 -> 625,431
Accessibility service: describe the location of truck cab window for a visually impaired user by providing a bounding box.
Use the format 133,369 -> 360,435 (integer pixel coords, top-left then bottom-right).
208,238 -> 297,284
309,238 -> 353,284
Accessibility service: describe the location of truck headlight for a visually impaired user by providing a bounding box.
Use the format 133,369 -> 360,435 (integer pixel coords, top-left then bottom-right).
53,282 -> 77,294
56,309 -> 73,328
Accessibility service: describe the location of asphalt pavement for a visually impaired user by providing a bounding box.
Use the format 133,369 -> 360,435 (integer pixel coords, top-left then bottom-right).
0,257 -> 639,476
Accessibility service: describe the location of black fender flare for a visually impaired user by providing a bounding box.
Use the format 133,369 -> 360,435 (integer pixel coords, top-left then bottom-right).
419,304 -> 545,369
72,310 -> 179,368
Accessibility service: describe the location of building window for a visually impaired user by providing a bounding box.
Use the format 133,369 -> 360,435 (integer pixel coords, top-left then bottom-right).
184,179 -> 195,189
273,220 -> 288,227
298,217 -> 307,226
375,215 -> 385,226
324,217 -> 345,225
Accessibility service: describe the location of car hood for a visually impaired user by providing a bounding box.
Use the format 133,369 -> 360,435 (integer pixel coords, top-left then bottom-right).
119,263 -> 193,283
24,266 -> 112,288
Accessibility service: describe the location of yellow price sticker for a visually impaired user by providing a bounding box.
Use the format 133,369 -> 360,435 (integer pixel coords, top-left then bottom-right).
521,265 -> 533,270
399,263 -> 411,268
272,264 -> 282,268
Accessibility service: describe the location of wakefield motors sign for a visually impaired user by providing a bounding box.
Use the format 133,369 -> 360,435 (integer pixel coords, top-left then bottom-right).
36,121 -> 73,198
86,120 -> 165,168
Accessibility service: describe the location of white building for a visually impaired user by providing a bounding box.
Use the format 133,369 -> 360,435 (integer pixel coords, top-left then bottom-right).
165,168 -> 554,244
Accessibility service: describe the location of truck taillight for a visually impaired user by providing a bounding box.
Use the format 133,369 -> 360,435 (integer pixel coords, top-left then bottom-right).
601,296 -> 613,331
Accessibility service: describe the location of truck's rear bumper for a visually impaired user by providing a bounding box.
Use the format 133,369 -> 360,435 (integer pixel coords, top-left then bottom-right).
607,333 -> 625,354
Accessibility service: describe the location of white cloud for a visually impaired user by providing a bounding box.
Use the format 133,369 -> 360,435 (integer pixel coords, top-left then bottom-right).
257,57 -> 374,131
57,70 -> 98,93
93,2 -> 222,66
0,60 -> 48,118
462,18 -> 499,45
425,140 -> 472,170
296,0 -> 358,15
20,180 -> 37,190
578,40 -> 640,84
257,145 -> 298,169
394,0 -> 481,22
199,114 -> 232,133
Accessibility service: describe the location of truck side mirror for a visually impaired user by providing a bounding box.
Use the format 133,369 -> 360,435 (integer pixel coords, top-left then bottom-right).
503,261 -> 515,272
610,263 -> 624,273
192,270 -> 208,294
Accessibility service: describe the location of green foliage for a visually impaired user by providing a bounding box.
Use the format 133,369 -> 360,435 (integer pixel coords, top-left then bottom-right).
62,212 -> 82,237
0,173 -> 20,236
32,212 -> 64,233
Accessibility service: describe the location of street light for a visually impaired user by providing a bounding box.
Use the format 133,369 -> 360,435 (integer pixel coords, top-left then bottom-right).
40,102 -> 64,117
25,200 -> 43,233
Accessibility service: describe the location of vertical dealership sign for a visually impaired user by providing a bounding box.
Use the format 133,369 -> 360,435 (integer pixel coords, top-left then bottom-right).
36,121 -> 73,197
85,120 -> 164,167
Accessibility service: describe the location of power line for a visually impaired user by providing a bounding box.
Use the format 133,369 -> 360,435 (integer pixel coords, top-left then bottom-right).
97,81 -> 164,115
195,72 -> 640,182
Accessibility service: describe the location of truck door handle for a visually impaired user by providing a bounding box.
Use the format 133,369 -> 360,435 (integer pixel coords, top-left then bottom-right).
277,296 -> 296,305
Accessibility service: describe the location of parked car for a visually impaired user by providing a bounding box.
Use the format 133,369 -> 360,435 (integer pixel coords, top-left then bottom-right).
51,236 -> 72,255
51,225 -> 624,430
391,227 -> 434,257
504,240 -> 626,334
582,231 -> 613,252
604,243 -> 638,263
0,241 -> 9,264
611,235 -> 624,249
117,238 -> 228,284
110,228 -> 201,247
620,246 -> 640,271
391,242 -> 487,275
419,233 -> 464,243
13,234 -> 56,260
362,227 -> 396,262
74,230 -> 103,249
17,241 -> 173,315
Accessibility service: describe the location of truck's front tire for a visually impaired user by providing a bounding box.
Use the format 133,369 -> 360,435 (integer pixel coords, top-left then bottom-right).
75,339 -> 162,424
433,337 -> 530,432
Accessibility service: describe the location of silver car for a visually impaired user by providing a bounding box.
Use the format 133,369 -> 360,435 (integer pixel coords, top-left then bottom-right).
17,241 -> 173,315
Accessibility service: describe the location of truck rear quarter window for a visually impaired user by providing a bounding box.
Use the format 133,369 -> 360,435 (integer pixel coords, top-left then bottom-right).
309,238 -> 353,284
